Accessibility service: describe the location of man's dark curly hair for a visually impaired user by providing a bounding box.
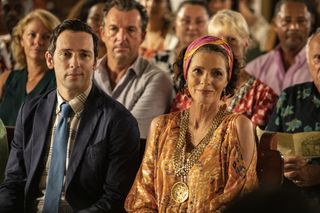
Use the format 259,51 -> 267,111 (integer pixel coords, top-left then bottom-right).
173,44 -> 239,98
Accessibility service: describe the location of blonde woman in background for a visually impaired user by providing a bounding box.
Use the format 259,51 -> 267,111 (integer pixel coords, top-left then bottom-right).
0,9 -> 60,126
172,9 -> 278,129
209,9 -> 278,129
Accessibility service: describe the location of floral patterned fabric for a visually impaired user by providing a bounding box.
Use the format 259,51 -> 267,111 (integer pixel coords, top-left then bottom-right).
171,78 -> 278,127
125,111 -> 258,213
266,82 -> 320,133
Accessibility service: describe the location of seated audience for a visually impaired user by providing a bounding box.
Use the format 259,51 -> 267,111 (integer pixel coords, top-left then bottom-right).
0,9 -> 60,126
209,10 -> 278,128
153,0 -> 209,91
139,0 -> 173,59
246,0 -> 313,95
266,28 -> 320,205
94,0 -> 172,140
66,0 -> 106,59
0,19 -> 140,212
86,0 -> 106,59
207,0 -> 272,59
172,9 -> 278,129
0,0 -> 32,73
125,35 -> 257,212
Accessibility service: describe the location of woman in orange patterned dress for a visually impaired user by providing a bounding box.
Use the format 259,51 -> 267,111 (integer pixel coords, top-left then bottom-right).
125,35 -> 258,212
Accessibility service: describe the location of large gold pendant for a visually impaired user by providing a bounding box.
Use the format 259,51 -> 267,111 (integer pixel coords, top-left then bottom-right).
171,182 -> 189,203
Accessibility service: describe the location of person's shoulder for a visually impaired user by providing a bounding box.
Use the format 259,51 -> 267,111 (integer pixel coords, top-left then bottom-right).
20,88 -> 56,113
223,112 -> 249,124
253,78 -> 278,95
221,112 -> 252,132
138,57 -> 166,76
90,84 -> 133,117
153,111 -> 179,123
8,68 -> 26,76
283,81 -> 313,94
247,48 -> 278,66
136,57 -> 172,84
234,114 -> 252,127
150,111 -> 180,131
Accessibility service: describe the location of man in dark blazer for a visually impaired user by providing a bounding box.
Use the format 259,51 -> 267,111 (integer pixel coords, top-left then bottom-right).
0,19 -> 140,212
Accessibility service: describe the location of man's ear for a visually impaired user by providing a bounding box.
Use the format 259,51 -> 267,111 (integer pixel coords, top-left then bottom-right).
45,51 -> 54,69
100,25 -> 106,43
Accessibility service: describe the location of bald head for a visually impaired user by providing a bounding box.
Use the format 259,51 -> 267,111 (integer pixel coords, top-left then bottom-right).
306,28 -> 320,91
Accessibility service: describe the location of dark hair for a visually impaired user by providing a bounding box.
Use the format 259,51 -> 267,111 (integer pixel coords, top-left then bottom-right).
48,19 -> 99,60
173,44 -> 238,97
102,0 -> 148,33
206,0 -> 239,16
176,0 -> 210,18
273,0 -> 314,18
79,0 -> 106,22
273,0 -> 317,34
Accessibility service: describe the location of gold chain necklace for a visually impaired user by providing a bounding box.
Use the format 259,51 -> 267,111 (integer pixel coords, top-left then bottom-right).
171,106 -> 229,203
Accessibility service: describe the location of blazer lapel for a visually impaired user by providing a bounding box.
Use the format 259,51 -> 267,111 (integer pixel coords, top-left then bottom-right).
65,86 -> 103,189
27,91 -> 56,186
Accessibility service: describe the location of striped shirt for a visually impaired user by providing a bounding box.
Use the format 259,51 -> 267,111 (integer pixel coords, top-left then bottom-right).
36,84 -> 92,212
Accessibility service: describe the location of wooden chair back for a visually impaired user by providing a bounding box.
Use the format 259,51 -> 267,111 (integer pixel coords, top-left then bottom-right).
256,132 -> 284,189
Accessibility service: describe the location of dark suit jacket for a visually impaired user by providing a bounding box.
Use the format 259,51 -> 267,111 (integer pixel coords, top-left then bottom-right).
0,84 -> 140,212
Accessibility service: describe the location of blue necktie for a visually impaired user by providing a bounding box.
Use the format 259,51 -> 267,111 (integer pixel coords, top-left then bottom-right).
43,102 -> 71,213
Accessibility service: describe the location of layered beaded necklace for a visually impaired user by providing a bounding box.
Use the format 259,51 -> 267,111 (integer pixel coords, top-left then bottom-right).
171,106 -> 229,203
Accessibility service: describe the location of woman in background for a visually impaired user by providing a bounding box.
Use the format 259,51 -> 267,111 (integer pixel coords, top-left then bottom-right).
67,0 -> 106,59
139,0 -> 173,59
0,9 -> 60,126
153,0 -> 209,91
86,0 -> 106,58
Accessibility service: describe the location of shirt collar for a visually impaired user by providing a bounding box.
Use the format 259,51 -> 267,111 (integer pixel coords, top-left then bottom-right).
96,55 -> 146,77
56,83 -> 92,116
276,45 -> 307,64
128,56 -> 146,77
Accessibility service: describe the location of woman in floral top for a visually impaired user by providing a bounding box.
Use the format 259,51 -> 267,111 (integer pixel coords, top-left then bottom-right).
172,10 -> 278,129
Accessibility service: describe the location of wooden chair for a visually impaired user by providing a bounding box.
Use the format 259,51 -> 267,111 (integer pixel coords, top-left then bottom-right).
256,132 -> 284,190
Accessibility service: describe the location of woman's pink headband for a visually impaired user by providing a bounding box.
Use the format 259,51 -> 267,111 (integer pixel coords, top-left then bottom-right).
183,35 -> 234,81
